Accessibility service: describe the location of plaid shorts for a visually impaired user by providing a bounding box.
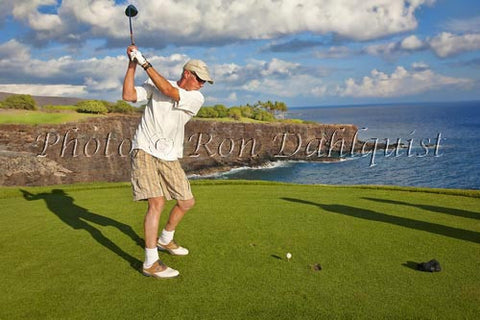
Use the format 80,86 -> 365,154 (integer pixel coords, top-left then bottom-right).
130,149 -> 193,201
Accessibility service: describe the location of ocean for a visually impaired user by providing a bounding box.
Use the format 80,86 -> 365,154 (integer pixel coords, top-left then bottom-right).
197,101 -> 480,190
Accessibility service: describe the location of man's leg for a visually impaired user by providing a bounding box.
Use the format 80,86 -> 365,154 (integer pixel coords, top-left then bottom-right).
144,196 -> 165,248
131,150 -> 180,278
165,198 -> 195,231
158,198 -> 195,255
142,196 -> 180,278
143,196 -> 164,268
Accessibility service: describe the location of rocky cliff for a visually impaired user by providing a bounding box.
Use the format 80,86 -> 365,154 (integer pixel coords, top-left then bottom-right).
0,115 -> 359,186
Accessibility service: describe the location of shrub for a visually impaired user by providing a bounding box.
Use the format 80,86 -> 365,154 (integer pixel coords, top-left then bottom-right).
108,100 -> 135,114
2,94 -> 37,110
99,100 -> 112,110
228,107 -> 242,120
213,104 -> 228,118
196,106 -> 219,118
253,109 -> 275,122
195,101 -> 288,122
240,106 -> 254,118
76,100 -> 108,114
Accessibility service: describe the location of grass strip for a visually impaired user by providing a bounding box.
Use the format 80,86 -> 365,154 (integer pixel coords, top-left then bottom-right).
0,110 -> 102,125
1,181 -> 479,319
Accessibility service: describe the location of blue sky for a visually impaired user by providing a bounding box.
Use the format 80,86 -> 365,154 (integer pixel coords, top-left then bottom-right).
0,0 -> 479,107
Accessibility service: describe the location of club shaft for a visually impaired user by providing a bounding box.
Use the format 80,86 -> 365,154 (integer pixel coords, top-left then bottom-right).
129,17 -> 134,45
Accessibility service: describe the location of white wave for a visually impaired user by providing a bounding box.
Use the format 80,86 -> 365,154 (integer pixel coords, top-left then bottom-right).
319,156 -> 359,163
188,161 -> 292,179
188,158 -> 359,179
232,161 -> 292,172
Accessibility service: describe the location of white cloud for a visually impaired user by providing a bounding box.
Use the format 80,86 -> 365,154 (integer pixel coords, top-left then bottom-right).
260,58 -> 300,76
0,39 -> 31,62
10,0 -> 62,35
212,63 -> 242,83
428,32 -> 480,58
227,92 -> 237,102
363,35 -> 426,58
212,58 -> 328,99
28,12 -> 62,31
315,46 -> 352,59
340,65 -> 472,98
411,62 -> 430,71
364,42 -> 399,56
362,32 -> 480,59
445,16 -> 480,33
0,40 -> 193,99
4,0 -> 437,47
241,74 -> 324,98
400,35 -> 425,50
311,86 -> 328,97
204,91 -> 238,105
0,84 -> 87,96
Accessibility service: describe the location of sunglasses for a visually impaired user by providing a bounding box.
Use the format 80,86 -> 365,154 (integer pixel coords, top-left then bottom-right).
191,71 -> 206,84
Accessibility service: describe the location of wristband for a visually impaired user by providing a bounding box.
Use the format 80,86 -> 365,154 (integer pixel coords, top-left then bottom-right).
142,62 -> 152,70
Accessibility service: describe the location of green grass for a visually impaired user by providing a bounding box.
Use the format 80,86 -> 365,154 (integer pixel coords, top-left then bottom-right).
193,116 -> 313,124
194,116 -> 273,123
0,109 -> 102,125
41,105 -> 79,112
1,181 -> 479,319
0,109 -> 309,125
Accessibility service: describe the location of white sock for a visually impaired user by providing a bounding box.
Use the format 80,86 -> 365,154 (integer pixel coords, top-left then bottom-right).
144,248 -> 159,268
158,229 -> 175,245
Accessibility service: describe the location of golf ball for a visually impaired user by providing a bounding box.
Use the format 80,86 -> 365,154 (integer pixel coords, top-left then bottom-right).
286,253 -> 292,259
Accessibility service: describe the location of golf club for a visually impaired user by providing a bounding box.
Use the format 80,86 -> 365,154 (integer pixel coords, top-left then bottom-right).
125,4 -> 138,45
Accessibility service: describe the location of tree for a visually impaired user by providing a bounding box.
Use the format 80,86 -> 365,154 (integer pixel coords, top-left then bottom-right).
264,100 -> 275,114
2,94 -> 37,110
274,101 -> 288,119
274,101 -> 287,113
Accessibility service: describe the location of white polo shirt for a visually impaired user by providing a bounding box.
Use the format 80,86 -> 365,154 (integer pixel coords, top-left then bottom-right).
132,78 -> 204,161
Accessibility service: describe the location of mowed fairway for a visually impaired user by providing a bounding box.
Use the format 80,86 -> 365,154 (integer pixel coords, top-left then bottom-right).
1,181 -> 479,319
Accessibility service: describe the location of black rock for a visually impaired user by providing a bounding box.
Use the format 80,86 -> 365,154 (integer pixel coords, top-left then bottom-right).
417,259 -> 441,272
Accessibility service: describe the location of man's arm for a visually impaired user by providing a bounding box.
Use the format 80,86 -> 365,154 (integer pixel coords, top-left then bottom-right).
129,47 -> 180,102
122,46 -> 138,102
122,60 -> 138,102
145,67 -> 180,102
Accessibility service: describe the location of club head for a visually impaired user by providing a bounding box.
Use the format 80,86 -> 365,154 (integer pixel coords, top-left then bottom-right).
125,5 -> 138,17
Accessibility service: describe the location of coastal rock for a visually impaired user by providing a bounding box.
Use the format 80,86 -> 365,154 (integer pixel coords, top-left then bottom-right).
0,115 -> 358,186
0,150 -> 72,186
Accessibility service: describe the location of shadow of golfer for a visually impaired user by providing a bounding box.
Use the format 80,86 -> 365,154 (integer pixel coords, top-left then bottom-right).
281,197 -> 480,244
21,189 -> 143,270
361,197 -> 480,221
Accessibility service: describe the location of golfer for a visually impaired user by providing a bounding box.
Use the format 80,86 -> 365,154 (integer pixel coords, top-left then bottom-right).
122,45 -> 213,278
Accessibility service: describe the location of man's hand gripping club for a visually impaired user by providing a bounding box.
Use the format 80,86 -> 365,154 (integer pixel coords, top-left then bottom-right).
130,48 -> 152,70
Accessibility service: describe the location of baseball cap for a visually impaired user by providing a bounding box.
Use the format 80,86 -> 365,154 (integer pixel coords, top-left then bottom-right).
183,59 -> 214,84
